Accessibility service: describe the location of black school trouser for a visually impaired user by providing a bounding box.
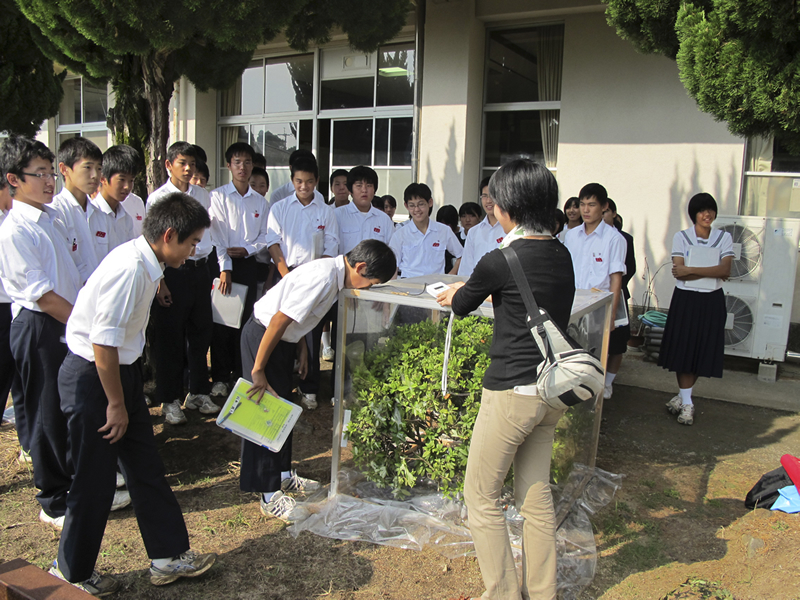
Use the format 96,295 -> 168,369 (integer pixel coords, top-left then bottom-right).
239,315 -> 294,494
57,352 -> 189,583
211,256 -> 259,384
1,303 -> 25,448
9,309 -> 70,518
150,259 -> 213,405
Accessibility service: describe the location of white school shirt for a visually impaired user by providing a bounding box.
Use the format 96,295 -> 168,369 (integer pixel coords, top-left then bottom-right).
0,201 -> 82,318
147,181 -> 214,261
270,181 -> 326,208
66,237 -> 164,364
388,219 -> 463,279
208,182 -> 269,272
0,211 -> 11,304
87,193 -> 134,262
458,216 -> 506,277
253,255 -> 345,344
122,192 -> 146,237
334,202 -> 394,254
50,188 -> 100,282
671,226 -> 734,293
563,220 -> 627,291
266,193 -> 339,268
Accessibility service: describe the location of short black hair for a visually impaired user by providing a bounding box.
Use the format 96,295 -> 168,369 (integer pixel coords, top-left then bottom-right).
403,183 -> 432,203
688,192 -> 717,224
459,201 -> 482,219
489,159 -> 558,234
479,176 -> 491,191
291,156 -> 318,179
102,145 -> 141,181
253,153 -> 267,168
381,194 -> 397,209
58,136 -> 102,169
347,165 -> 379,192
436,205 -> 459,234
225,142 -> 255,164
371,197 -> 384,210
346,239 -> 397,283
191,144 -> 207,164
578,183 -> 608,206
167,141 -> 198,164
251,166 -> 269,187
194,161 -> 209,181
553,208 -> 566,235
330,168 -> 349,187
289,148 -> 314,166
1,135 -> 55,198
564,196 -> 579,211
606,198 -> 617,213
142,192 -> 210,244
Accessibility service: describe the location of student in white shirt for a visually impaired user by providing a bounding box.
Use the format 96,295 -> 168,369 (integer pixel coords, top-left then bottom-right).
52,193 -> 216,595
269,149 -> 317,206
389,182 -> 463,278
658,193 -> 734,426
266,155 -> 339,409
563,183 -> 627,400
123,191 -> 146,237
240,239 -> 396,520
208,142 -> 269,394
459,176 -> 506,278
88,145 -> 138,261
0,135 -> 82,529
147,142 -> 218,425
50,137 -> 102,282
328,168 -> 350,207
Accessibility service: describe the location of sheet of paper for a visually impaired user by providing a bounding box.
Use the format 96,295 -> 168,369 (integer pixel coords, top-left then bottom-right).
685,246 -> 721,291
210,278 -> 248,329
215,378 -> 302,453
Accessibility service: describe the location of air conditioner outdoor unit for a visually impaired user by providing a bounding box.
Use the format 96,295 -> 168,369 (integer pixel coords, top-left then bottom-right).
714,216 -> 800,362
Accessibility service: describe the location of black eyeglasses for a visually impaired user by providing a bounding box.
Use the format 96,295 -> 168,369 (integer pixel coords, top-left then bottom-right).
22,172 -> 58,181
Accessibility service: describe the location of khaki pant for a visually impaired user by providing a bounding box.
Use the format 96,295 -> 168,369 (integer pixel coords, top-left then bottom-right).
464,387 -> 565,600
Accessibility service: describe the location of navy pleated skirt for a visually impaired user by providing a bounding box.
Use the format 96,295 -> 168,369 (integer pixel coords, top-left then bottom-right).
657,287 -> 726,378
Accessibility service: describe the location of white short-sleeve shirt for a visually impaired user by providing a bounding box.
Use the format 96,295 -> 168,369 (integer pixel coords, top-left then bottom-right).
252,255 -> 345,343
334,202 -> 394,254
266,193 -> 339,268
50,189 -> 100,282
147,181 -> 214,261
0,201 -> 82,318
208,182 -> 269,272
458,216 -> 506,277
66,237 -> 164,364
564,220 -> 627,291
87,193 -> 135,262
0,211 -> 9,304
388,219 -> 463,279
672,226 -> 734,292
122,193 -> 146,237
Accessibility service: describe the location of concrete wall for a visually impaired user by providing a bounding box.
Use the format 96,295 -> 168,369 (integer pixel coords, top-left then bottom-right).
556,12 -> 745,312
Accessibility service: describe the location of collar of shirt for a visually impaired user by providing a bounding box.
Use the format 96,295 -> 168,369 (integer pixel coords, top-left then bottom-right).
93,193 -> 121,217
344,202 -> 379,219
577,219 -> 612,240
685,226 -> 719,246
55,188 -> 85,211
224,181 -> 256,201
11,199 -> 49,223
408,219 -> 438,237
287,191 -> 325,210
334,254 -> 346,290
133,236 -> 166,282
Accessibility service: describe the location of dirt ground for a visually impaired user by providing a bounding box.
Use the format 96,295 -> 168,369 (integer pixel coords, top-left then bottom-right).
1,370 -> 799,599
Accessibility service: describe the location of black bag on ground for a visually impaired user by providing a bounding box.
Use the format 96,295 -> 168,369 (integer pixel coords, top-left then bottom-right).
744,466 -> 793,510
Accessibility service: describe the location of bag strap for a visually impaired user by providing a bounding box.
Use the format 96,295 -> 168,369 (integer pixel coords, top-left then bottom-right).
500,246 -> 551,359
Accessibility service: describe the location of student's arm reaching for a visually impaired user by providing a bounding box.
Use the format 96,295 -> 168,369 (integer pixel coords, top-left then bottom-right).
248,311 -> 294,401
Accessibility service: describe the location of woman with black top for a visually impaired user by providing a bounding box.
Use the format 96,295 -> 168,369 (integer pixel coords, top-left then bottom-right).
438,159 -> 575,600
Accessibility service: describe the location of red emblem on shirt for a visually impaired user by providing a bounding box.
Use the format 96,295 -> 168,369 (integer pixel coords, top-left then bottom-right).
136,215 -> 143,221
317,225 -> 325,230
595,257 -> 603,262
96,231 -> 106,238
72,238 -> 77,251
373,227 -> 381,233
432,242 -> 440,247
496,237 -> 504,243
254,213 -> 259,218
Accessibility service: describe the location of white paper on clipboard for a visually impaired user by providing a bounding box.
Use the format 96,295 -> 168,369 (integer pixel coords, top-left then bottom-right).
615,299 -> 629,328
211,278 -> 248,329
685,246 -> 721,291
312,230 -> 324,260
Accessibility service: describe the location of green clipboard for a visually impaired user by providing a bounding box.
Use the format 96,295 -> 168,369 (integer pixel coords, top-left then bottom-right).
215,377 -> 302,452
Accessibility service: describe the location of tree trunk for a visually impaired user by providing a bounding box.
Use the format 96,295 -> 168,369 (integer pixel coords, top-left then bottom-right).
141,51 -> 175,194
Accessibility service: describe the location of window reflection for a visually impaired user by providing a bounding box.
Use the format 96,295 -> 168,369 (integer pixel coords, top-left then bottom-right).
83,79 -> 108,123
321,77 -> 374,110
333,120 -> 373,165
251,123 -> 298,166
267,55 -> 314,113
60,80 -> 81,125
377,43 -> 414,106
240,60 -> 265,115
483,111 -> 548,167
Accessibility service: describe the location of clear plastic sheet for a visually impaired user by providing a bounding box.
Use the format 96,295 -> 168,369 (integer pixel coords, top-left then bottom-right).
2,406 -> 15,424
288,465 -> 623,595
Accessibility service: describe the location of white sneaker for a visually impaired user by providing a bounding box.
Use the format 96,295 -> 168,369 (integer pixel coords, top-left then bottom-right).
260,491 -> 296,522
110,489 -> 131,511
184,393 -> 221,414
50,561 -> 121,596
603,384 -> 613,400
281,470 -> 321,494
116,472 -> 125,488
301,393 -> 318,410
149,549 -> 217,586
39,509 -> 65,530
677,403 -> 695,426
18,449 -> 32,464
210,382 -> 229,397
322,346 -> 335,361
666,395 -> 683,414
162,400 -> 187,425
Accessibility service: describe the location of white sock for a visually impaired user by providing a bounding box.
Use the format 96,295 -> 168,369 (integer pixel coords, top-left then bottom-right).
262,491 -> 277,503
679,387 -> 693,406
605,372 -> 616,387
152,557 -> 174,568
281,471 -> 291,481
321,331 -> 331,349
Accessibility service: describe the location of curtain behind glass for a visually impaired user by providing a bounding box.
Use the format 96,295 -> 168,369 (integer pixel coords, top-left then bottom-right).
742,136 -> 773,216
537,26 -> 563,169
